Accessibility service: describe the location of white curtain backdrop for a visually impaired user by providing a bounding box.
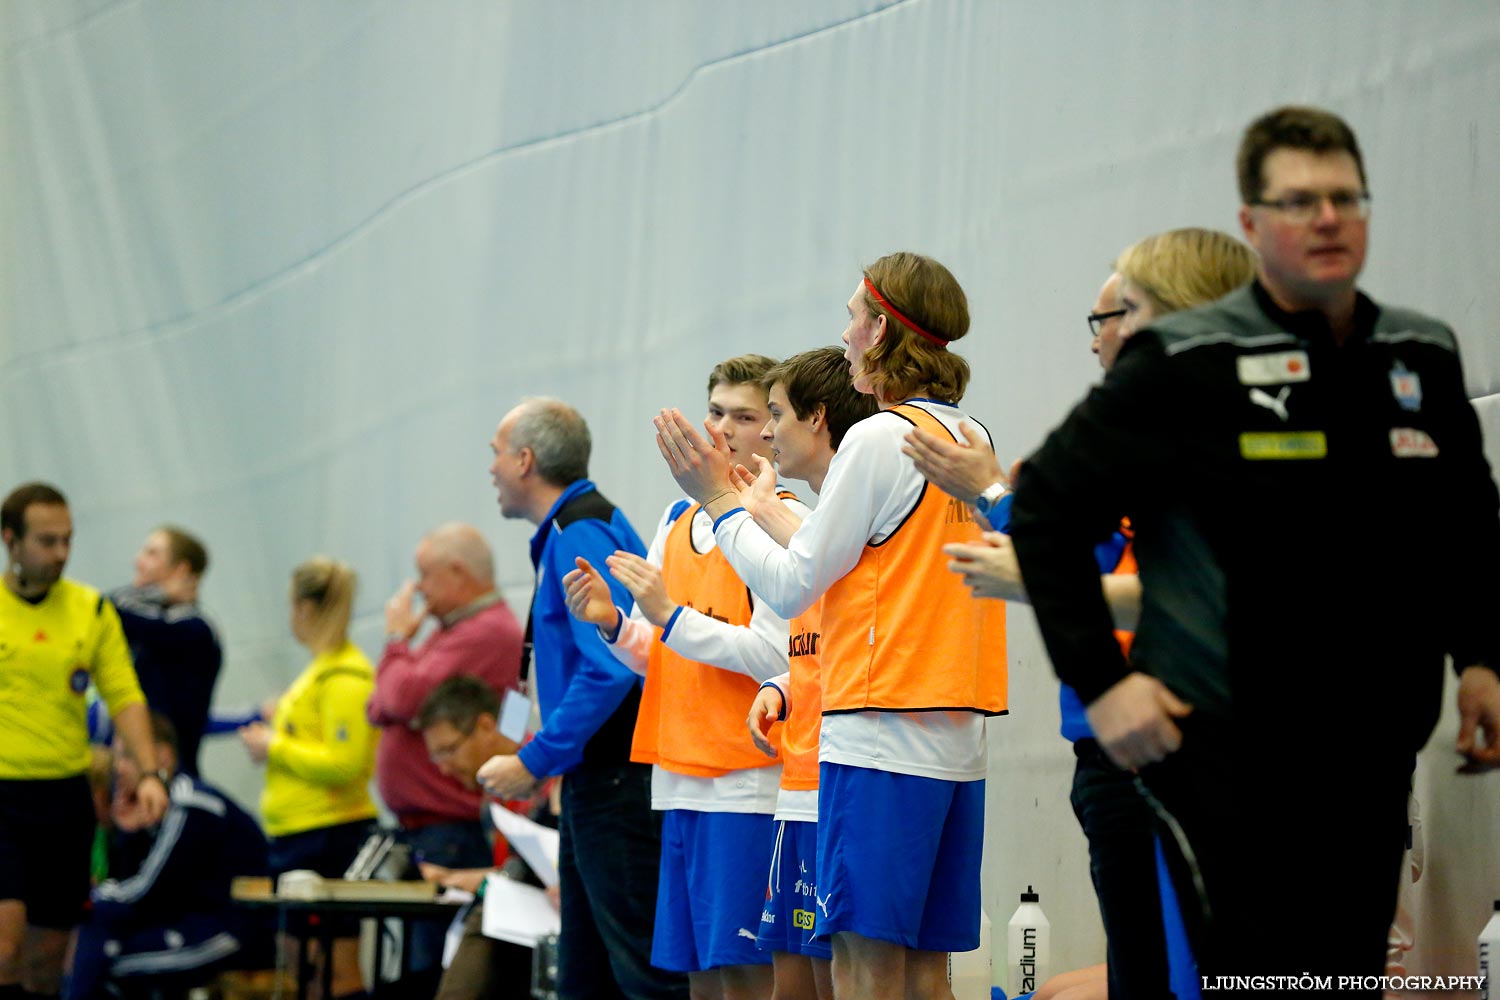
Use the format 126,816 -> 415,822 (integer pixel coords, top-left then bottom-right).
4,0 -> 1498,977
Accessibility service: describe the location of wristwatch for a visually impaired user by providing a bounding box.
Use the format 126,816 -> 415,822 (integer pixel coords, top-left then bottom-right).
141,768 -> 172,789
974,482 -> 1009,521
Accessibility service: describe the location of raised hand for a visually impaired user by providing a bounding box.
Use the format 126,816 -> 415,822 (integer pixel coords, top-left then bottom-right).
655,408 -> 736,505
604,551 -> 675,628
384,579 -> 424,641
902,421 -> 1006,503
563,557 -> 620,630
943,532 -> 1025,601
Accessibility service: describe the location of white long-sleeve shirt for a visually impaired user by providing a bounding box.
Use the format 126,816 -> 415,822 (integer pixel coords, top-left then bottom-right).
604,493 -> 809,812
713,401 -> 994,782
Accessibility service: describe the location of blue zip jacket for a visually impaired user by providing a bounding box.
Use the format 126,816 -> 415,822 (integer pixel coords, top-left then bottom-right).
517,480 -> 647,778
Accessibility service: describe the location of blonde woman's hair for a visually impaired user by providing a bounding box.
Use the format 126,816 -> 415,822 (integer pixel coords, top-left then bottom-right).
1114,228 -> 1257,316
858,252 -> 971,404
290,556 -> 356,652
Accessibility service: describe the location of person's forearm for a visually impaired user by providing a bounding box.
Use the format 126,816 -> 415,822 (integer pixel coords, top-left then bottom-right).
112,702 -> 159,774
370,643 -> 454,723
752,499 -> 803,548
605,612 -> 652,677
270,733 -> 371,785
1010,478 -> 1133,704
517,653 -> 636,778
666,600 -> 790,684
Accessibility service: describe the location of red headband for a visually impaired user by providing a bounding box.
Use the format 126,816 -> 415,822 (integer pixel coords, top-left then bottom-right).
863,278 -> 949,348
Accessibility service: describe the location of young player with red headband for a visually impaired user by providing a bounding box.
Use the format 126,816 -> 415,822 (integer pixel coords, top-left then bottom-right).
654,253 -> 1008,1000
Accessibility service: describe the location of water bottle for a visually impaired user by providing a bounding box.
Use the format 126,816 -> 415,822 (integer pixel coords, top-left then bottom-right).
1481,900 -> 1500,1000
947,907 -> 992,1000
1007,885 -> 1049,996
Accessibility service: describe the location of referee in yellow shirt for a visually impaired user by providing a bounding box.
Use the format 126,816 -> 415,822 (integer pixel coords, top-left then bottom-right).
1,483 -> 167,1000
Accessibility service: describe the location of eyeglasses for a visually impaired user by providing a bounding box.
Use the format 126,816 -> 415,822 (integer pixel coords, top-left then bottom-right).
1088,308 -> 1127,338
427,726 -> 476,763
1249,190 -> 1372,223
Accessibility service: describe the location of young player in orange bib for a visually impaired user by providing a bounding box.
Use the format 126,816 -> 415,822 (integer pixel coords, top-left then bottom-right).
563,356 -> 807,1000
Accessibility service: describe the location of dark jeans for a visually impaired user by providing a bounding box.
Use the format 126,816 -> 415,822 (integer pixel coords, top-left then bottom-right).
556,763 -> 688,1000
400,820 -> 495,979
1069,739 -> 1172,1000
1142,720 -> 1408,995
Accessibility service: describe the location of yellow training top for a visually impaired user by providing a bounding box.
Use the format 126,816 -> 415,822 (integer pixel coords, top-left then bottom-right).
261,640 -> 379,838
0,579 -> 144,779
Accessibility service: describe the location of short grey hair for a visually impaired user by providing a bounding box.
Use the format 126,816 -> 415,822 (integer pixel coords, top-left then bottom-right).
424,522 -> 495,585
509,397 -> 591,487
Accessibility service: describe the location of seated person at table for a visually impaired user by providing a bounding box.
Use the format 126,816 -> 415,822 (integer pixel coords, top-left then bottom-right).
415,676 -> 544,1000
68,712 -> 270,1000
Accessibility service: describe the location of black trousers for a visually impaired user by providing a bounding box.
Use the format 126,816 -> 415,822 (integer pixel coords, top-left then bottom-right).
1142,721 -> 1409,996
1070,739 -> 1173,1000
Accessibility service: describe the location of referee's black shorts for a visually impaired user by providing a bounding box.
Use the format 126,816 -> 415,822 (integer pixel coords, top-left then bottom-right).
0,774 -> 95,928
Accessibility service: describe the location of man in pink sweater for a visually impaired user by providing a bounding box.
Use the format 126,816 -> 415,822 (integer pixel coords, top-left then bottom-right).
367,521 -> 523,981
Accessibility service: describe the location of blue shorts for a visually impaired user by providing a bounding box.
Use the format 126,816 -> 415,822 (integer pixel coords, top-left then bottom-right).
757,819 -> 831,960
816,762 -> 984,951
652,809 -> 775,972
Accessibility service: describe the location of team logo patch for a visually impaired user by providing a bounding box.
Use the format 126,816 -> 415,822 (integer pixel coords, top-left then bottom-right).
69,667 -> 91,694
1236,350 -> 1311,385
1240,431 -> 1327,460
1390,428 -> 1438,458
1390,361 -> 1422,412
792,908 -> 816,930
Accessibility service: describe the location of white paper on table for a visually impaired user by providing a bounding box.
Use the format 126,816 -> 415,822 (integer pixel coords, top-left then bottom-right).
481,873 -> 561,947
489,803 -> 560,888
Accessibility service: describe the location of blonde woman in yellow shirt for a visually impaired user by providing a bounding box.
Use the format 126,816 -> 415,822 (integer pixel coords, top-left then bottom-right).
239,556 -> 376,999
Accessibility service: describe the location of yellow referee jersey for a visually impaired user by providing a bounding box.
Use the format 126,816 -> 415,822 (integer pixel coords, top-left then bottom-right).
0,579 -> 144,779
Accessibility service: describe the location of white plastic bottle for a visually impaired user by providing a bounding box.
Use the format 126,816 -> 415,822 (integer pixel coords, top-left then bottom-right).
1007,885 -> 1049,996
947,907 -> 992,1000
1481,900 -> 1500,1000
